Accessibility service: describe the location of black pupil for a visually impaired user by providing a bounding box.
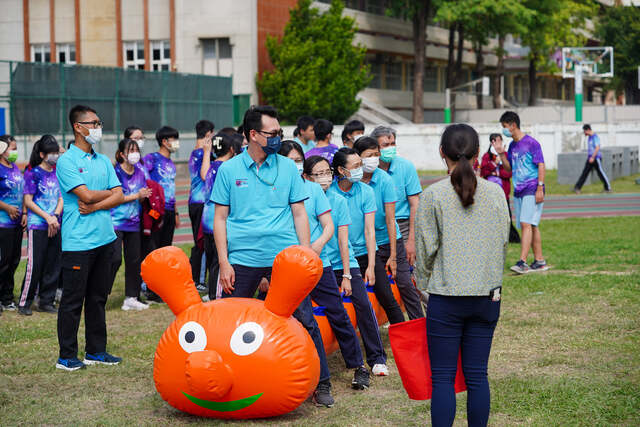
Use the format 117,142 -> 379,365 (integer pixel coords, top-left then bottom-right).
242,331 -> 255,343
185,331 -> 195,343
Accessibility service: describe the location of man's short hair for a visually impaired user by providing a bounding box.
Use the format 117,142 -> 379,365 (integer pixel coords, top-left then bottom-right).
156,126 -> 179,145
296,115 -> 315,132
69,105 -> 97,128
341,120 -> 365,142
370,125 -> 396,141
242,105 -> 279,141
582,124 -> 591,131
489,133 -> 501,143
499,111 -> 520,128
313,119 -> 333,142
195,120 -> 215,139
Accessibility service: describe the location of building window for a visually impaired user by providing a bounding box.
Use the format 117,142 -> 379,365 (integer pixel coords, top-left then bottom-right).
151,40 -> 171,71
124,41 -> 145,70
385,60 -> 402,90
57,43 -> 76,64
202,38 -> 231,60
31,44 -> 51,63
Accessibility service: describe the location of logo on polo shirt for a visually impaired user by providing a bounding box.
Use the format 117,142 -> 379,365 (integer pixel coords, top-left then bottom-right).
235,179 -> 248,188
78,168 -> 84,173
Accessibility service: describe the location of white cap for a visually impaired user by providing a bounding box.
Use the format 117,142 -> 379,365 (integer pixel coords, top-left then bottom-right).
0,140 -> 7,155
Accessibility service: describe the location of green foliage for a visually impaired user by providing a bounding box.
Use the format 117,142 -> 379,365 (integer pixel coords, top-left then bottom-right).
521,0 -> 596,73
595,5 -> 640,95
256,0 -> 371,124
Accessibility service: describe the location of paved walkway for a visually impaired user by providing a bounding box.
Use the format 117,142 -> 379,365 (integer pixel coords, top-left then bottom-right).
19,180 -> 640,255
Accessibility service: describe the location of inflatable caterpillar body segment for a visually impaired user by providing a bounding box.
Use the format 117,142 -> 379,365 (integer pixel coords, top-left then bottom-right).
141,246 -> 322,419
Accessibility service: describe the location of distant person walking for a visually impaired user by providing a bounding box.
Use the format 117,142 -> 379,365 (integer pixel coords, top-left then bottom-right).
573,124 -> 611,194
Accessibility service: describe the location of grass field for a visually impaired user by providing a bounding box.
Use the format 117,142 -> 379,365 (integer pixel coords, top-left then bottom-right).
0,216 -> 638,426
418,169 -> 640,195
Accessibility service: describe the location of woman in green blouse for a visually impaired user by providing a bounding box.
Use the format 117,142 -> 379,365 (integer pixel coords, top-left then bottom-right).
415,124 -> 510,427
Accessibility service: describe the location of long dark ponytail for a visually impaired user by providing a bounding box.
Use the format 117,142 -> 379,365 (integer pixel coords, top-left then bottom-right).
29,134 -> 59,168
440,124 -> 479,208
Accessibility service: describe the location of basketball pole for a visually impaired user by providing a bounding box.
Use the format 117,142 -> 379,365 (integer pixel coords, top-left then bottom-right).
575,64 -> 583,122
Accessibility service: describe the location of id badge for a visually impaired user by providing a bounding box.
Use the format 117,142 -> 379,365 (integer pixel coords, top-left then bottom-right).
489,286 -> 502,302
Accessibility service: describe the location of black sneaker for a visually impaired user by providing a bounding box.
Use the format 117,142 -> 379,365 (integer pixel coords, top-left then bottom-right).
529,260 -> 549,272
510,260 -> 530,275
195,283 -> 208,293
2,301 -> 17,311
352,366 -> 370,390
313,379 -> 335,407
37,304 -> 58,314
18,306 -> 32,316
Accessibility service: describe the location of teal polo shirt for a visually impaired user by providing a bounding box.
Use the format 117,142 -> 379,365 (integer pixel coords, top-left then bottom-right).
328,180 -> 377,257
303,179 -> 332,267
384,156 -> 422,219
56,144 -> 121,252
324,190 -> 358,271
211,150 -> 309,267
365,168 -> 402,246
293,136 -> 316,154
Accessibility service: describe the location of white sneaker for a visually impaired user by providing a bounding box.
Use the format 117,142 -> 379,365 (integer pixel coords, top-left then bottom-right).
202,295 -> 210,302
372,363 -> 389,376
121,297 -> 149,311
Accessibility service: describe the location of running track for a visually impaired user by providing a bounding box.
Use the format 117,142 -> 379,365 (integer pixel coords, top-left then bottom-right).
18,179 -> 640,256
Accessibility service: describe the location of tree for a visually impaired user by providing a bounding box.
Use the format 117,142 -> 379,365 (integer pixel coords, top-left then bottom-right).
387,0 -> 430,123
257,0 -> 371,124
521,0 -> 596,106
595,4 -> 640,104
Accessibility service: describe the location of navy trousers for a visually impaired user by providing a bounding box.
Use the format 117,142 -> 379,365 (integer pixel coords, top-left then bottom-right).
332,267 -> 386,367
310,267 -> 364,369
427,294 -> 501,427
223,264 -> 331,382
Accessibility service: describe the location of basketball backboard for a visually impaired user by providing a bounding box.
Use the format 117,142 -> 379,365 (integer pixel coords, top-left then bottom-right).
562,46 -> 614,78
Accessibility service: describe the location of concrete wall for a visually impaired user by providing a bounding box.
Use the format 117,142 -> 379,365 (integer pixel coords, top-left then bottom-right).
80,0 -> 118,67
0,0 -> 24,61
121,0 -> 144,42
55,0 -> 75,44
455,105 -> 640,125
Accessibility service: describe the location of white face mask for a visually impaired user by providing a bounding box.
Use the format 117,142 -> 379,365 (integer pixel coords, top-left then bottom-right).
127,152 -> 141,165
490,145 -> 498,156
135,138 -> 145,150
315,175 -> 332,190
84,127 -> 102,145
295,162 -> 304,174
168,139 -> 180,153
45,153 -> 59,165
362,156 -> 379,173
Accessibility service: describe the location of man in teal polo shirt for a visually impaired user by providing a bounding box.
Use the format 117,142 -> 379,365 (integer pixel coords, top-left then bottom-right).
371,126 -> 422,265
355,136 -> 424,321
212,105 -> 336,407
55,105 -> 124,371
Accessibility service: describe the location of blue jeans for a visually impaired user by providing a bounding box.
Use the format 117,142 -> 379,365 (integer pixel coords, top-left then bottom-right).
224,264 -> 331,383
427,294 -> 501,427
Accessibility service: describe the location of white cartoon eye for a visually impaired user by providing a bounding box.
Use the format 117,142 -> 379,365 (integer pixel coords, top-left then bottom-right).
178,321 -> 207,353
230,322 -> 264,356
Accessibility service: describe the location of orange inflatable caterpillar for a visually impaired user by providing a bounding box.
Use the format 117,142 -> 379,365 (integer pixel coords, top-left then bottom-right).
141,245 -> 322,419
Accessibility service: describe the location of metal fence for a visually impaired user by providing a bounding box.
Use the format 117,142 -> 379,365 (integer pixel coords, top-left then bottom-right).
0,60 -> 233,143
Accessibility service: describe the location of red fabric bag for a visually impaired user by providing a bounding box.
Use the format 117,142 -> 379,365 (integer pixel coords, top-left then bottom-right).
388,317 -> 467,400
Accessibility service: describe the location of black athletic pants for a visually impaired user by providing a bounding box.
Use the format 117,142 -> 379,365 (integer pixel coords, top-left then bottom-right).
574,158 -> 611,191
203,233 -> 219,300
110,230 -> 142,298
58,242 -> 114,359
188,203 -> 204,284
152,209 -> 176,249
19,228 -> 61,308
0,226 -> 23,305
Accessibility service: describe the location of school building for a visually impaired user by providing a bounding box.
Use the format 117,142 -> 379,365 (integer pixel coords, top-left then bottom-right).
0,0 -> 605,124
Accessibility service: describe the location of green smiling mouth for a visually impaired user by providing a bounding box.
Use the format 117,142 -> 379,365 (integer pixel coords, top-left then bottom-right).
182,391 -> 263,412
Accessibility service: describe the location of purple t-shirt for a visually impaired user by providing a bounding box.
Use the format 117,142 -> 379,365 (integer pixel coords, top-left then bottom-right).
201,160 -> 224,235
305,144 -> 339,163
111,163 -> 147,232
0,163 -> 24,228
24,166 -> 61,230
143,152 -> 176,211
507,135 -> 545,198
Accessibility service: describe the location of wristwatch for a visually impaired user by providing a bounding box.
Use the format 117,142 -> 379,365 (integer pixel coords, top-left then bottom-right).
342,273 -> 352,280
538,181 -> 544,187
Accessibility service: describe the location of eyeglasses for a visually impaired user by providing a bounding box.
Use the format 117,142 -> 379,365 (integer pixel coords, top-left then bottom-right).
256,129 -> 283,139
77,120 -> 103,128
310,170 -> 332,178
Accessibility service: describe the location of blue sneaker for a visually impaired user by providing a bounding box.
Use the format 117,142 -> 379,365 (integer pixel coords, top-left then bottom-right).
510,260 -> 530,275
56,357 -> 86,371
529,260 -> 550,272
83,352 -> 122,366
